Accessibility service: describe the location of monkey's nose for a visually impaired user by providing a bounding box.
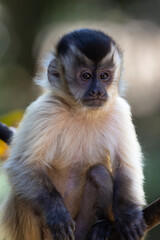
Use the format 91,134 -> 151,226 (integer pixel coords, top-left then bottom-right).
90,89 -> 105,97
90,89 -> 98,97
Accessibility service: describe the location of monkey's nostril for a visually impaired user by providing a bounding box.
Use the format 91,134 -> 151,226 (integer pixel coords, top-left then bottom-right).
90,89 -> 98,97
99,91 -> 106,97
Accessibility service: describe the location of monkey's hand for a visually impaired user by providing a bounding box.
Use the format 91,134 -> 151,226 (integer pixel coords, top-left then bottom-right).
45,199 -> 75,240
114,206 -> 146,240
87,219 -> 113,240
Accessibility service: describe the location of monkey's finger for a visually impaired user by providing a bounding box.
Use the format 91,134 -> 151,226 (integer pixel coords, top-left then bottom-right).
63,224 -> 74,239
120,232 -> 128,240
135,223 -> 145,239
70,220 -> 76,231
86,228 -> 98,240
120,227 -> 134,240
129,227 -> 139,240
105,229 -> 112,240
126,228 -> 136,240
91,228 -> 106,240
101,227 -> 112,240
115,224 -> 126,240
90,231 -> 98,240
51,231 -> 64,240
69,233 -> 75,240
67,226 -> 75,240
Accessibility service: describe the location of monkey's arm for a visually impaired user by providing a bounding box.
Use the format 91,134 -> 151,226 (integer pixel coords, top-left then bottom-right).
4,98 -> 75,240
112,98 -> 146,240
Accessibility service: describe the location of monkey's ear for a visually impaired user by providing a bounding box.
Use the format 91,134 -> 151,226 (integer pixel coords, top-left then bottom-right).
48,57 -> 60,84
34,53 -> 60,89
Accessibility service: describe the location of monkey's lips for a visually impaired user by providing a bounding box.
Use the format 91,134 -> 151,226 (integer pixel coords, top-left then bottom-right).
83,97 -> 107,108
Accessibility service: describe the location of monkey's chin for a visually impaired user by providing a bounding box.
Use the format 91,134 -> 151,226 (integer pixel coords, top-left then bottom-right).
83,99 -> 107,109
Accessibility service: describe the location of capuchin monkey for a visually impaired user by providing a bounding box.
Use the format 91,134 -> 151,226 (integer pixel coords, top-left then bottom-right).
0,29 -> 146,240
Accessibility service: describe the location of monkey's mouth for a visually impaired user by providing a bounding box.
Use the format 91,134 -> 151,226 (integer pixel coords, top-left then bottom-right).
83,97 -> 107,108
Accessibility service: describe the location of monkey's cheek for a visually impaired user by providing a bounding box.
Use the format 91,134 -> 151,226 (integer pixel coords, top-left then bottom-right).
83,99 -> 107,108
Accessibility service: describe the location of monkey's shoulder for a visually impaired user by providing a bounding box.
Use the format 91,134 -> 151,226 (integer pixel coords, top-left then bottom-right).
112,96 -> 131,117
18,94 -> 61,127
104,97 -> 132,130
10,94 -> 60,142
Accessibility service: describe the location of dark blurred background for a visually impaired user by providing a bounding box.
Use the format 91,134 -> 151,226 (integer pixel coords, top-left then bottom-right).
0,0 -> 160,239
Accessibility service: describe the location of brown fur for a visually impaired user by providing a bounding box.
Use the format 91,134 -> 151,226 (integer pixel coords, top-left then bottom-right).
0,31 -> 145,240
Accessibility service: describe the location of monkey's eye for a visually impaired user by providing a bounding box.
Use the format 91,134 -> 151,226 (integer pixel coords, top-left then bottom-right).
81,72 -> 92,80
100,72 -> 110,81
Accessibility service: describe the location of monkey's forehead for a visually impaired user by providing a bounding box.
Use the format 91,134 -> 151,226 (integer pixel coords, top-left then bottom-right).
56,29 -> 116,64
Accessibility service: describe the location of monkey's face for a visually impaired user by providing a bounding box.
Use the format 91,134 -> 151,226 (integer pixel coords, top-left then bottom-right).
72,64 -> 114,108
60,46 -> 122,109
78,68 -> 109,108
50,29 -> 122,109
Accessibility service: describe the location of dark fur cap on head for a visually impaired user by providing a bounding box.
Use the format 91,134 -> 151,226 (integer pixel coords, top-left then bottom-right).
56,29 -> 115,64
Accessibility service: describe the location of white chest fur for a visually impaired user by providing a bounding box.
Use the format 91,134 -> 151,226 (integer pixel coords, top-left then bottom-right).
48,108 -> 118,170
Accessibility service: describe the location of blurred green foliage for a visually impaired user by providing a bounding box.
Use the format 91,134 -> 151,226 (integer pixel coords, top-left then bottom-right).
0,110 -> 23,126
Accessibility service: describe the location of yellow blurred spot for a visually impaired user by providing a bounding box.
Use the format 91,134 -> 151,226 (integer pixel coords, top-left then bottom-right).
0,140 -> 8,159
0,110 -> 24,160
0,110 -> 24,127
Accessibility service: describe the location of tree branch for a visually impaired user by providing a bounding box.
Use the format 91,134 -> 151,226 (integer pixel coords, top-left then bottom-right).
144,198 -> 160,231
